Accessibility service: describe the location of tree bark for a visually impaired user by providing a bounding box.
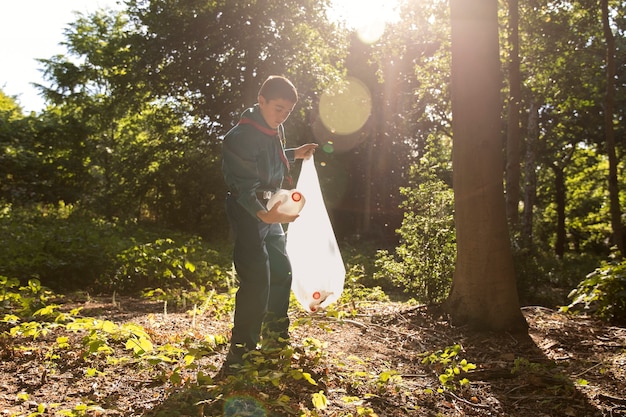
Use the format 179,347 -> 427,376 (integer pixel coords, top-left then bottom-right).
446,0 -> 527,332
601,0 -> 625,257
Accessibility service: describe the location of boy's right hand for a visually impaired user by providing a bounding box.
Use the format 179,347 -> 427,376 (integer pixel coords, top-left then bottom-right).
257,201 -> 299,224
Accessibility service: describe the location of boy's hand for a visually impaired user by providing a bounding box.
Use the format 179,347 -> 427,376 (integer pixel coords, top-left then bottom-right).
294,143 -> 318,160
257,201 -> 299,224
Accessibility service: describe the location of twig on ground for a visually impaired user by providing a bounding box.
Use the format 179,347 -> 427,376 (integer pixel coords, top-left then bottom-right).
599,393 -> 626,405
445,390 -> 491,409
573,361 -> 604,378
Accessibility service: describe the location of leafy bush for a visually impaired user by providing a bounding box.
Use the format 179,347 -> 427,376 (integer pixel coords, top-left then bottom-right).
113,237 -> 231,294
0,203 -> 232,294
0,203 -> 127,291
561,258 -> 626,323
374,168 -> 455,304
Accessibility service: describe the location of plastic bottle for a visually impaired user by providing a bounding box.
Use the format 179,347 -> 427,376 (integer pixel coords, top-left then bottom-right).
266,189 -> 306,215
308,290 -> 333,313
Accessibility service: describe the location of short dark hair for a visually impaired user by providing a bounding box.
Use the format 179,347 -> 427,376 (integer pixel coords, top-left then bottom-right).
258,75 -> 298,103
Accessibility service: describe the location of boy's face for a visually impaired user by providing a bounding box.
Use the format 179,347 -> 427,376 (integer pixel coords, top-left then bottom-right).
258,96 -> 296,129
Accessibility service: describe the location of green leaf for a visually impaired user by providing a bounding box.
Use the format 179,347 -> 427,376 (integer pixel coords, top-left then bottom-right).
125,336 -> 153,355
379,370 -> 394,382
302,371 -> 317,385
56,336 -> 70,349
169,370 -> 182,385
33,304 -> 58,317
196,370 -> 213,386
2,314 -> 19,324
185,260 -> 196,272
312,391 -> 328,410
101,320 -> 117,334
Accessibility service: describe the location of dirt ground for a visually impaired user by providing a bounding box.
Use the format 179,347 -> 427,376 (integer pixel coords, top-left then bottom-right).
1,296 -> 625,416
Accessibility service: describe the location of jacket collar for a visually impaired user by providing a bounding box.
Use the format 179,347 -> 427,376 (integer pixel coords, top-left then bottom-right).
238,105 -> 278,136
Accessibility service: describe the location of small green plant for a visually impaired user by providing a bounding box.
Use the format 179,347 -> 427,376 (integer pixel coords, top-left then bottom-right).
421,344 -> 476,391
561,258 -> 626,322
1,277 -> 54,318
1,277 -> 69,341
511,357 -> 573,395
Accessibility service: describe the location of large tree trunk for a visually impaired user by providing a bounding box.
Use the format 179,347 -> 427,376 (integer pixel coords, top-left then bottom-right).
601,0 -> 625,257
446,0 -> 527,332
505,0 -> 522,229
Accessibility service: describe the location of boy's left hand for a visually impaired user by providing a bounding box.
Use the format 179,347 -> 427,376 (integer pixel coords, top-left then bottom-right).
294,143 -> 318,160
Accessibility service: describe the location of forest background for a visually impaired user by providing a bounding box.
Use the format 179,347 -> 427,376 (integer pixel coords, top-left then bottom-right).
0,0 -> 625,415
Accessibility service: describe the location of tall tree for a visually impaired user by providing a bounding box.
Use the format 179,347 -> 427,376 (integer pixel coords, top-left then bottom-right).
601,0 -> 625,257
446,0 -> 527,331
519,0 -> 613,256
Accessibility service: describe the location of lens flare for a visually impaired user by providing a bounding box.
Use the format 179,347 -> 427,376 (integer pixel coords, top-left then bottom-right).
318,76 -> 372,136
329,0 -> 398,44
224,395 -> 267,417
356,19 -> 386,44
322,142 -> 335,153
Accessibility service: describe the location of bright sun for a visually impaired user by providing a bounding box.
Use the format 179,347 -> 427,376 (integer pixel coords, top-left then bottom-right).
329,0 -> 399,43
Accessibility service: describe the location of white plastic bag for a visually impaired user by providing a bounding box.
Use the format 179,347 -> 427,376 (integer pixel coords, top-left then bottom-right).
287,156 -> 345,312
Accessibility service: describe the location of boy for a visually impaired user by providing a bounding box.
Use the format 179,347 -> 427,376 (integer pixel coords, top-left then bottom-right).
221,75 -> 317,372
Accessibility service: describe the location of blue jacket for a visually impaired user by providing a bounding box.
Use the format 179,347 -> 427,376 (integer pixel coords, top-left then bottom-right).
222,104 -> 296,218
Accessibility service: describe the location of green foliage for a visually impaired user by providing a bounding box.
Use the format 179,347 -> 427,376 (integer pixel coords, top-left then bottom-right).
113,236 -> 230,294
561,258 -> 626,323
421,344 -> 476,392
337,264 -> 390,311
374,164 -> 455,304
3,280 -> 229,392
28,2 -> 347,241
0,277 -> 55,322
0,203 -> 127,291
0,203 -> 232,294
1,259 -> 495,416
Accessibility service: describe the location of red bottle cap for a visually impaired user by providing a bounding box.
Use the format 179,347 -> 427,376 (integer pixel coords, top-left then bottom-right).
312,291 -> 321,299
291,192 -> 302,202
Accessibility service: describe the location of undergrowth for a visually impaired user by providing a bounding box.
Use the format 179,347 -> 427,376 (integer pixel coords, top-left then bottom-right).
1,272 -> 484,417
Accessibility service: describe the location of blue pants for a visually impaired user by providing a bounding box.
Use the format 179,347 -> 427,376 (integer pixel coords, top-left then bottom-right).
225,194 -> 292,358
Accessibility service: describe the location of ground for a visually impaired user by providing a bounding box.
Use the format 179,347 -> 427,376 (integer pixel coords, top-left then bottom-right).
1,296 -> 625,417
